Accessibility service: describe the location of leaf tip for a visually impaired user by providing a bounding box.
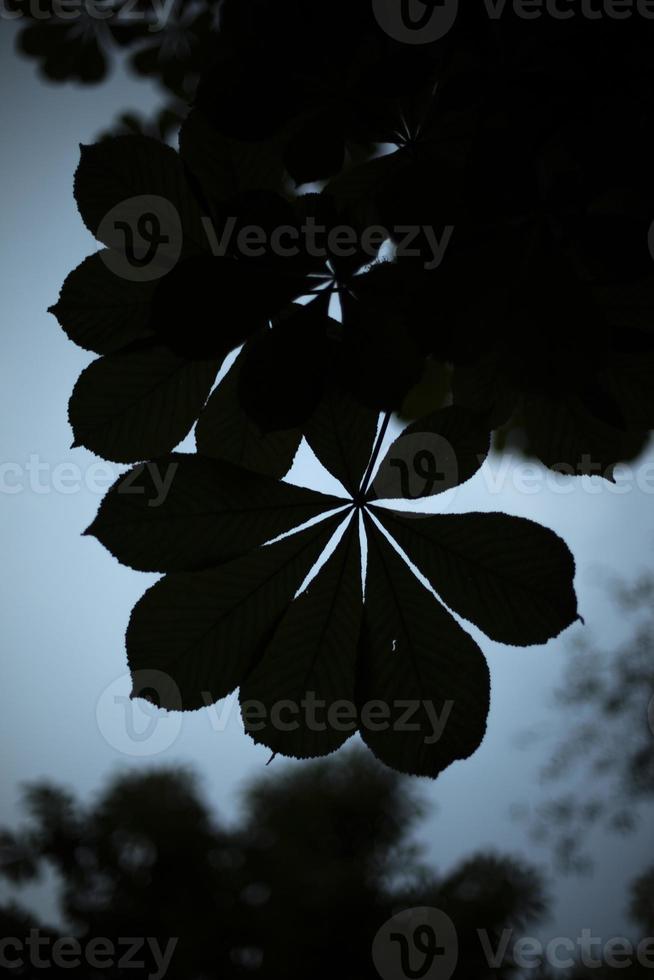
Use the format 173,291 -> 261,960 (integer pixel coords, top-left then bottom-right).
81,520 -> 96,538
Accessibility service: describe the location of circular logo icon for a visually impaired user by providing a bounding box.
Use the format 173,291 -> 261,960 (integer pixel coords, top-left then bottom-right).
96,670 -> 183,757
372,907 -> 458,980
372,432 -> 460,508
97,194 -> 182,282
372,0 -> 459,44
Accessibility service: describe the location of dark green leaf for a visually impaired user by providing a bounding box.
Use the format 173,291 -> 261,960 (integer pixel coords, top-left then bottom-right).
284,113 -> 345,185
524,393 -> 647,480
304,389 -> 379,496
69,346 -> 220,463
49,251 -> 155,355
74,135 -> 205,250
375,510 -> 579,646
238,303 -> 336,432
196,346 -> 302,478
179,108 -> 285,205
357,514 -> 490,778
150,255 -> 300,360
126,513 -> 345,710
87,454 -> 348,572
239,516 -> 362,758
368,406 -> 490,502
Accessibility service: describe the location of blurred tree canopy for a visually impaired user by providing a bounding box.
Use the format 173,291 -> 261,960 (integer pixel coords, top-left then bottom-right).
0,748 -> 549,979
1,749 -> 652,978
514,576 -> 654,874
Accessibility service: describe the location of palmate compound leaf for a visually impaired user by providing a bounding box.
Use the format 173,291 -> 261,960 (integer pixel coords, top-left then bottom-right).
86,454 -> 348,572
239,513 -> 362,759
126,512 -> 347,711
358,512 -> 491,778
92,401 -> 579,778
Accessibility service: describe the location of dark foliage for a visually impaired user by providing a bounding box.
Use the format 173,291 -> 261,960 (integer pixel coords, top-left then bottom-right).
0,750 -> 551,979
35,0 -> 654,776
515,576 -> 654,874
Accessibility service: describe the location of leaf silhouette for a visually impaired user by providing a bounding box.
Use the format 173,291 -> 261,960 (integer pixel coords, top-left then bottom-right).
74,136 -> 205,249
368,405 -> 490,502
87,403 -> 579,778
240,515 -> 363,759
304,387 -> 380,497
87,454 -> 347,572
126,512 -> 346,710
358,512 -> 491,778
49,252 -> 155,355
375,510 -> 578,646
69,346 -> 220,464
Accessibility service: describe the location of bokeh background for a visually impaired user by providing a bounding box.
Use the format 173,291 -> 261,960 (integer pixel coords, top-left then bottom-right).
1,17 -> 652,948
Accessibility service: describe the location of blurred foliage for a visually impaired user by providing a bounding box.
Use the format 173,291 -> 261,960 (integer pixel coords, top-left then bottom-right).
515,576 -> 654,874
0,748 -> 551,979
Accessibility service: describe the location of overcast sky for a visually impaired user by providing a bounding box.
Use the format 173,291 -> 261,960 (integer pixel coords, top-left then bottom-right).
1,20 -> 652,951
